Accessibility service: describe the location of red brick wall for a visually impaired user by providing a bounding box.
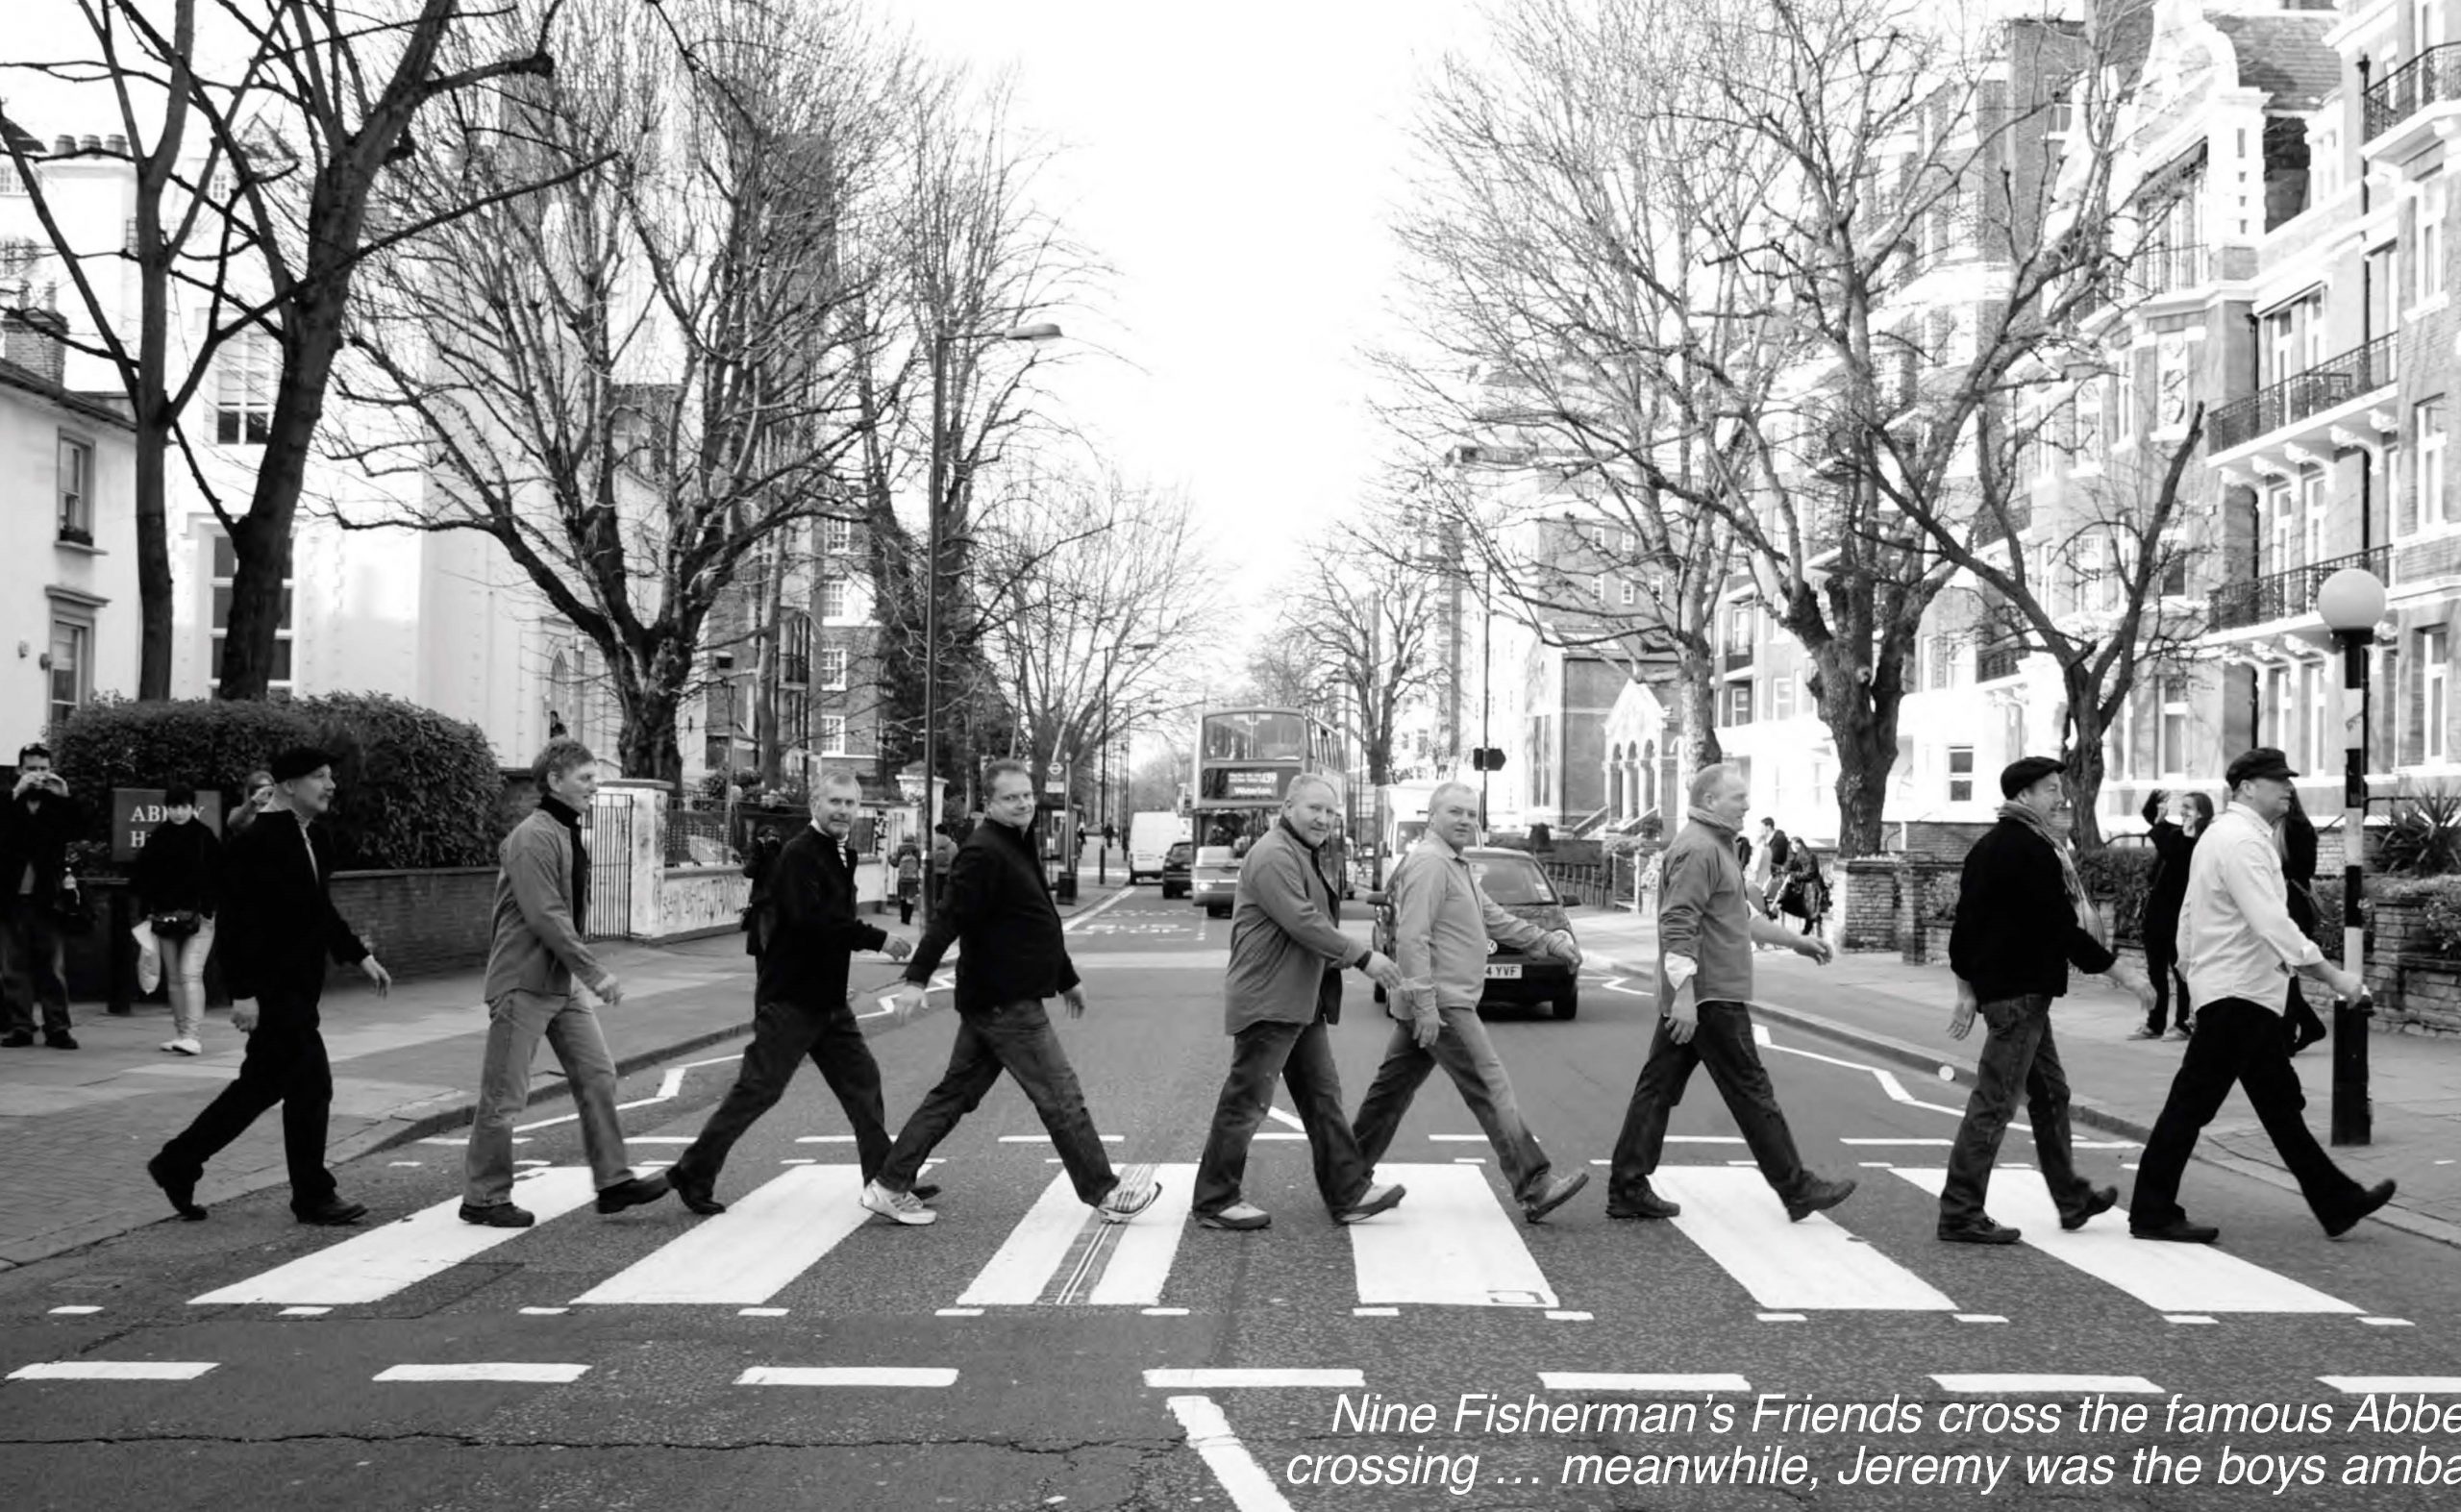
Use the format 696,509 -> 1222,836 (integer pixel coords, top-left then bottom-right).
325,868 -> 499,984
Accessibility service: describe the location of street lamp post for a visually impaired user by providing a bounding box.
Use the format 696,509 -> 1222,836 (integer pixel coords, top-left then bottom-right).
919,321 -> 1062,924
1094,642 -> 1156,887
2317,565 -> 2385,1147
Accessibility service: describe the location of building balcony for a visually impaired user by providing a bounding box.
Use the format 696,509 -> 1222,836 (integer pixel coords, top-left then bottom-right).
2206,546 -> 2391,633
2129,242 -> 2217,300
1722,647 -> 1754,673
2365,43 -> 2461,154
1976,641 -> 2026,682
2207,335 -> 2397,457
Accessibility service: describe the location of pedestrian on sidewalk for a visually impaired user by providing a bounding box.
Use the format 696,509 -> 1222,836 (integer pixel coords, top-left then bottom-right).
147,747 -> 394,1226
225,769 -> 275,839
2134,788 -> 2208,1040
1194,775 -> 1406,1232
1776,845 -> 1827,937
1,742 -> 85,1050
667,769 -> 917,1218
863,759 -> 1159,1228
1937,757 -> 2153,1245
133,781 -> 223,1055
1605,763 -> 1855,1226
460,739 -> 670,1227
2127,748 -> 2397,1245
2276,789 -> 2329,1056
894,839 -> 922,927
1351,781 -> 1591,1226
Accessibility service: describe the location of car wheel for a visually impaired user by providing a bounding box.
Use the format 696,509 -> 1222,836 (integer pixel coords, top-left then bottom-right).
1553,989 -> 1579,1021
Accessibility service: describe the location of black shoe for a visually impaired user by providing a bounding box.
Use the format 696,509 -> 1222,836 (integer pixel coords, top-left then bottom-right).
146,1153 -> 207,1222
1937,1217 -> 2023,1245
43,1031 -> 77,1050
669,1168 -> 726,1216
294,1198 -> 369,1227
1783,1176 -> 1856,1223
459,1202 -> 534,1228
1606,1188 -> 1682,1221
2130,1216 -> 2220,1244
2324,1179 -> 2397,1239
1,1030 -> 34,1048
595,1173 -> 672,1214
911,1182 -> 940,1202
2061,1184 -> 2121,1231
1522,1170 -> 1590,1225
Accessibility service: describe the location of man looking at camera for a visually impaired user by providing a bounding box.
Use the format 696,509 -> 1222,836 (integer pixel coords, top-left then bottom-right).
668,767 -> 920,1216
0,743 -> 85,1049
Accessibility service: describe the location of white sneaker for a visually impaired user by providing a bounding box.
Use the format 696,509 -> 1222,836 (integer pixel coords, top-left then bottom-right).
159,1039 -> 183,1053
1097,1180 -> 1162,1225
171,1037 -> 202,1056
858,1180 -> 936,1226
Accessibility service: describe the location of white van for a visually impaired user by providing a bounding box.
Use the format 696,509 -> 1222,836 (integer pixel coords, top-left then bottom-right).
1127,811 -> 1189,883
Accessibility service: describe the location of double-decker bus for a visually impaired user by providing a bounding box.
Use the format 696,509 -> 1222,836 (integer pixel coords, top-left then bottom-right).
1192,706 -> 1351,881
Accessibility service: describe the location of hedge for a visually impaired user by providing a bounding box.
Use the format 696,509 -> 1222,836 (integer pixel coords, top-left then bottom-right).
53,693 -> 505,871
2076,847 -> 2158,945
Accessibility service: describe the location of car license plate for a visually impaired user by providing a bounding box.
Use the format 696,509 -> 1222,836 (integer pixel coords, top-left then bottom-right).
1484,964 -> 1522,979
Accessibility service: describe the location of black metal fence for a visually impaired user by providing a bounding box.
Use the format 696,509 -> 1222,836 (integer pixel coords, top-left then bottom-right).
584,796 -> 634,941
2207,545 -> 2391,632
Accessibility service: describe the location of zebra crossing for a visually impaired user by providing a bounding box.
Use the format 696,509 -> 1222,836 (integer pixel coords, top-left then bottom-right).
166,1156 -> 2394,1326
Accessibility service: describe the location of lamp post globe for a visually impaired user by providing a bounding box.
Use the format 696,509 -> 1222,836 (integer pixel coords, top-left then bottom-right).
2316,567 -> 2387,634
2316,563 -> 2383,1147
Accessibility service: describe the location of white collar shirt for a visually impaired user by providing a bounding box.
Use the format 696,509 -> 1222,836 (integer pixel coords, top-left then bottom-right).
2180,802 -> 2323,1014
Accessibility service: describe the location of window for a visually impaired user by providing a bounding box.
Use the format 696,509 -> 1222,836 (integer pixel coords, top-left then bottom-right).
0,160 -> 32,196
1721,682 -> 1753,727
211,328 -> 278,445
2267,482 -> 2296,572
1592,574 -> 1606,601
1948,745 -> 1976,804
2421,400 -> 2449,527
2115,349 -> 2136,440
2160,678 -> 2189,777
208,534 -> 294,689
2074,380 -> 2104,471
2426,628 -> 2450,762
2265,664 -> 2295,753
46,611 -> 89,731
57,434 -> 92,542
819,575 -> 848,620
820,645 -> 848,690
2417,172 -> 2445,304
819,714 -> 847,755
1620,578 -> 1637,607
823,518 -> 853,554
2301,467 -> 2328,564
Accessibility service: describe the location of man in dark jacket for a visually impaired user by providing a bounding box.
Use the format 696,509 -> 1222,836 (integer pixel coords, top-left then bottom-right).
147,747 -> 393,1226
862,759 -> 1158,1227
1938,756 -> 2153,1245
1,742 -> 86,1049
667,768 -> 916,1216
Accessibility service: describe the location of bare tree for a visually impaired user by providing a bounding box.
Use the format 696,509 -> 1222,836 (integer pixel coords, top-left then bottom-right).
333,0 -> 910,782
1,0 -> 559,698
1267,533 -> 1440,794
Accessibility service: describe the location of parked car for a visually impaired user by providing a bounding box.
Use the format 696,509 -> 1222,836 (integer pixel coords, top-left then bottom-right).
1371,846 -> 1580,1019
1190,845 -> 1241,917
1160,840 -> 1194,900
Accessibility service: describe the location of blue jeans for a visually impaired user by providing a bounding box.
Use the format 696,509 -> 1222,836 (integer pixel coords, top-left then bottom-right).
1351,1007 -> 1554,1206
1609,1000 -> 1808,1205
464,989 -> 637,1207
878,999 -> 1118,1204
1194,1016 -> 1372,1217
1940,995 -> 2094,1227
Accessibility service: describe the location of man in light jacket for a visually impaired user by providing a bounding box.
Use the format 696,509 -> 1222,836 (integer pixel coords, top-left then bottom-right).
1194,776 -> 1407,1230
460,739 -> 670,1227
1351,781 -> 1590,1225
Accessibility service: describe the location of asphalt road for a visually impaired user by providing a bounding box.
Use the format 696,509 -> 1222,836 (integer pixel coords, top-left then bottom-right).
4,887 -> 2458,1511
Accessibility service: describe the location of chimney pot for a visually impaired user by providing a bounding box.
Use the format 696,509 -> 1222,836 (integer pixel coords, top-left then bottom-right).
53,135 -> 74,155
105,134 -> 127,155
77,135 -> 101,154
2,306 -> 68,386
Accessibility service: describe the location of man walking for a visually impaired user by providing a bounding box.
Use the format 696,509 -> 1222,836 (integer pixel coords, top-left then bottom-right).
1936,757 -> 2153,1244
2128,749 -> 2397,1245
1606,763 -> 1855,1224
667,769 -> 919,1217
460,739 -> 670,1227
1758,819 -> 1792,913
1,743 -> 85,1049
148,748 -> 393,1226
1195,775 -> 1406,1231
1351,781 -> 1590,1225
862,759 -> 1158,1227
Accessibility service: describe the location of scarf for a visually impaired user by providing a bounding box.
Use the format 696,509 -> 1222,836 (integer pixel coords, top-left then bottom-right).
539,794 -> 590,935
1997,800 -> 2101,943
1686,805 -> 1732,833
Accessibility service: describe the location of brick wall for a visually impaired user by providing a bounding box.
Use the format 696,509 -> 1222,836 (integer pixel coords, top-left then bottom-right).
1888,822 -> 1994,862
1840,857 -> 1900,951
326,868 -> 499,983
1894,858 -> 1965,964
2358,897 -> 2461,1035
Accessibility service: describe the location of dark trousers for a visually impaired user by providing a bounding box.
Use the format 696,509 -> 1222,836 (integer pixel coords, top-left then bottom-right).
156,997 -> 336,1209
0,905 -> 70,1036
1609,1000 -> 1808,1205
1193,1016 -> 1371,1218
2142,930 -> 2192,1033
878,999 -> 1117,1204
1352,1007 -> 1554,1206
1939,995 -> 2097,1227
675,996 -> 889,1186
2128,996 -> 2369,1231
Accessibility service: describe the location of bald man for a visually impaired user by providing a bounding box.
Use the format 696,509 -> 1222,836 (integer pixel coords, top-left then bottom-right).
1351,781 -> 1590,1225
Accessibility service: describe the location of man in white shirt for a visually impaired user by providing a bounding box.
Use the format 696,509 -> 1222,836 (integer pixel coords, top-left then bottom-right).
2127,748 -> 2397,1244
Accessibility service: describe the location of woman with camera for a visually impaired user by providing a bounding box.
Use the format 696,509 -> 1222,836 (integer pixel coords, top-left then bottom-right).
134,782 -> 224,1055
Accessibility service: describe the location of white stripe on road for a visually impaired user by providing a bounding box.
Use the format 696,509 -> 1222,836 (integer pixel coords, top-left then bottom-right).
1147,1369 -> 1364,1388
189,1167 -> 600,1305
374,1363 -> 589,1383
956,1167 -> 1195,1305
1070,951 -> 1230,969
518,1066 -> 688,1132
737,1367 -> 957,1387
1089,1167 -> 1198,1305
1934,1374 -> 2161,1394
1349,1164 -> 1556,1309
1653,1168 -> 1956,1312
1265,1105 -> 1305,1130
1538,1374 -> 1753,1393
1840,1137 -> 1951,1146
1887,1169 -> 2360,1314
572,1167 -> 869,1305
1168,1395 -> 1298,1512
8,1361 -> 216,1381
997,1134 -> 1126,1142
2319,1376 -> 2461,1393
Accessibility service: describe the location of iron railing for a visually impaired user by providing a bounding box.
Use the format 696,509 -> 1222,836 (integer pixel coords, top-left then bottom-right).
2366,43 -> 2461,140
2130,243 -> 2214,298
1723,647 -> 1755,672
1976,642 -> 2026,682
2207,545 -> 2391,632
584,795 -> 635,940
2208,334 -> 2397,453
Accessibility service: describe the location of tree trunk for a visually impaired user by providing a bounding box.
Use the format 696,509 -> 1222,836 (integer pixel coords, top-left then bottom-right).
617,681 -> 684,790
132,412 -> 174,700
2061,664 -> 2112,852
1823,678 -> 1901,858
216,304 -> 345,699
1676,655 -> 1723,812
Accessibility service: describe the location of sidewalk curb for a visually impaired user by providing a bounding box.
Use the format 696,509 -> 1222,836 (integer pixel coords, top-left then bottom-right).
1753,999 -> 2461,1252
